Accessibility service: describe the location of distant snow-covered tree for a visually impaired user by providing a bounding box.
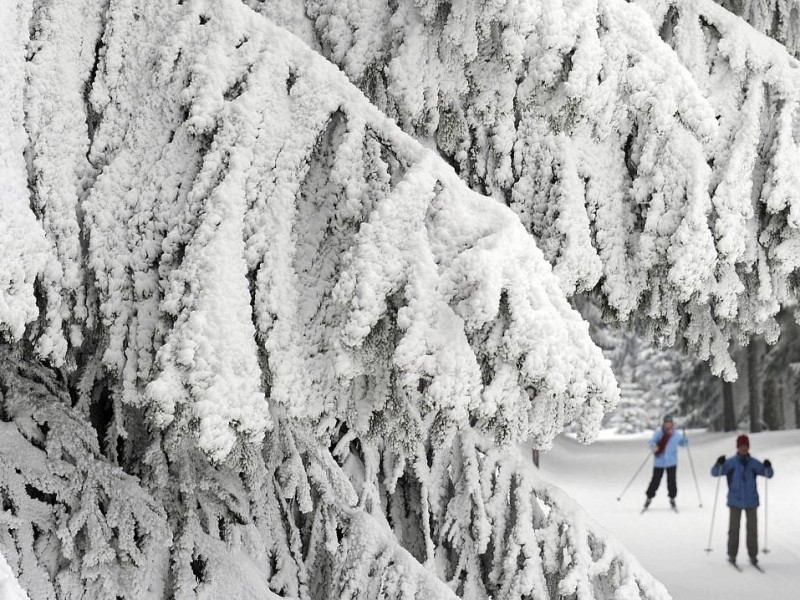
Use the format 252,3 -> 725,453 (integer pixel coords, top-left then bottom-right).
634,343 -> 690,424
576,297 -> 691,433
610,382 -> 651,433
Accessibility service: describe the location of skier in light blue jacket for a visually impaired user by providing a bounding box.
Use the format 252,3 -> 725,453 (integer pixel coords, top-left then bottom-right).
643,415 -> 687,510
711,434 -> 774,567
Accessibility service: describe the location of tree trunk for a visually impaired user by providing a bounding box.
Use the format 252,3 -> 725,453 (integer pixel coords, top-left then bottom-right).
722,379 -> 736,431
747,337 -> 763,433
795,390 -> 800,429
762,376 -> 783,430
793,367 -> 800,429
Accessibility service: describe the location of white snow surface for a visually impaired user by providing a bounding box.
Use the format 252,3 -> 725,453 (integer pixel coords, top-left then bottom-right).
0,549 -> 30,600
536,428 -> 800,599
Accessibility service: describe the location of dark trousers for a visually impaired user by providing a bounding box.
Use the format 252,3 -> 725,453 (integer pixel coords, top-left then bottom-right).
645,466 -> 677,499
728,507 -> 758,560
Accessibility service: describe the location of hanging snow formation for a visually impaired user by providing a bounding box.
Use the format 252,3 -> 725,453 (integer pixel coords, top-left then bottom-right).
257,0 -> 800,379
8,0 -> 616,459
710,0 -> 800,58
636,0 -> 800,366
0,0 -> 679,598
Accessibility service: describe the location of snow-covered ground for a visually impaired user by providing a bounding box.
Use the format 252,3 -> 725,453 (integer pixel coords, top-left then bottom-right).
535,428 -> 800,599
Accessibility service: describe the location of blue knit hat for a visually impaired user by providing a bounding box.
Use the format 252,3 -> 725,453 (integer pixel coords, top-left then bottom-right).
663,414 -> 674,423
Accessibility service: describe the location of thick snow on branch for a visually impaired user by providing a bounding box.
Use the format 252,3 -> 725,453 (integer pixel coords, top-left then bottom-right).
253,0 -> 722,358
634,0 -> 800,370
0,349 -> 171,599
711,0 -> 800,58
0,1 -> 48,343
6,0 -> 618,459
0,0 -> 683,597
258,0 -> 800,378
330,429 -> 670,599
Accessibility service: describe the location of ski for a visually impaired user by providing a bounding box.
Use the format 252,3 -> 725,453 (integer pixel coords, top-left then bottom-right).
728,560 -> 743,572
751,563 -> 765,573
639,505 -> 679,513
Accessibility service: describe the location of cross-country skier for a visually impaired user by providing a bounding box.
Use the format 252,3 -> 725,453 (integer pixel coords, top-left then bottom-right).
643,415 -> 687,510
711,434 -> 774,568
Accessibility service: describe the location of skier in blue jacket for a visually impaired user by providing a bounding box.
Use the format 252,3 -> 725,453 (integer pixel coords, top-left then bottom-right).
643,415 -> 688,509
711,434 -> 774,567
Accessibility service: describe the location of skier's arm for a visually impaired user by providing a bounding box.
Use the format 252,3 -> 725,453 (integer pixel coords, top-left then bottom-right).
755,459 -> 774,478
648,430 -> 661,450
711,455 -> 728,476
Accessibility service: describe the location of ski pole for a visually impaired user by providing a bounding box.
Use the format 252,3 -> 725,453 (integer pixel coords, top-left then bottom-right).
683,429 -> 703,507
705,471 -> 722,552
763,476 -> 770,553
616,449 -> 651,501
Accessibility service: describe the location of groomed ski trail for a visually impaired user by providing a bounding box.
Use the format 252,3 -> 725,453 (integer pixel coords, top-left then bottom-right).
529,429 -> 800,599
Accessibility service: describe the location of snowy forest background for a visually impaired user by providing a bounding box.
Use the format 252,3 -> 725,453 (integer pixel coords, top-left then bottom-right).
3,0 -> 800,598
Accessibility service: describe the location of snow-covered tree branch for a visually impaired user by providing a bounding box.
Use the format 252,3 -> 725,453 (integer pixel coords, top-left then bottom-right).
0,0 -> 677,598
257,0 -> 800,378
711,0 -> 800,58
635,0 -> 800,354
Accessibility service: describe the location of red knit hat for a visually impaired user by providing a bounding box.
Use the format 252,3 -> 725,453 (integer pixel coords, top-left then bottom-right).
736,434 -> 750,448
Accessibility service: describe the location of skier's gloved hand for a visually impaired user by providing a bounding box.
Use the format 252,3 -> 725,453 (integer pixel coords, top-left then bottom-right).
763,459 -> 772,469
716,455 -> 726,465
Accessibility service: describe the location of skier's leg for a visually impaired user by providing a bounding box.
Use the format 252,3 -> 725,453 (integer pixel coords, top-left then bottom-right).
645,467 -> 664,499
728,507 -> 742,561
666,466 -> 677,498
745,508 -> 758,561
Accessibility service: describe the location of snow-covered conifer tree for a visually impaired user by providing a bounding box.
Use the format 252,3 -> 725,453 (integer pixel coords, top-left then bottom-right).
0,0 -> 686,598
5,0 -> 800,597
608,339 -> 690,432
